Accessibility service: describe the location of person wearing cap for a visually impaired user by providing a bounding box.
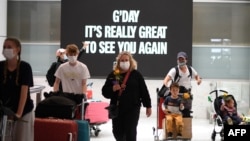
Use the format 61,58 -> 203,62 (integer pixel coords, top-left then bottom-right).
163,51 -> 202,91
162,51 -> 201,117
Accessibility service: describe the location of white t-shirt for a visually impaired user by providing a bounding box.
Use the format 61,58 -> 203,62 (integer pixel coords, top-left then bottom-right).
55,61 -> 90,94
167,65 -> 198,89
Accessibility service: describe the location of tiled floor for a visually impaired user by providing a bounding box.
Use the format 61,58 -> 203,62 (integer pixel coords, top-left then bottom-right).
89,116 -> 223,141
32,76 -> 223,141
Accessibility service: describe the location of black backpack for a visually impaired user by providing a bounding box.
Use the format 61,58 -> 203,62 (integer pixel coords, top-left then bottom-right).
173,65 -> 193,93
46,62 -> 61,87
158,65 -> 193,97
173,65 -> 193,83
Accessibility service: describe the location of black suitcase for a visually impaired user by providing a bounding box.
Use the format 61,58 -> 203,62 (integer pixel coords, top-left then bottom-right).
35,96 -> 77,119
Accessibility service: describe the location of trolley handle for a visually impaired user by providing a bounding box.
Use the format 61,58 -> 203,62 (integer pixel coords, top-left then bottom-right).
209,89 -> 228,98
209,89 -> 228,95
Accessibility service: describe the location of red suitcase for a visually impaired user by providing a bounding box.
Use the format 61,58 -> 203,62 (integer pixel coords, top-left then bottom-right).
34,118 -> 78,141
158,97 -> 165,129
84,100 -> 109,124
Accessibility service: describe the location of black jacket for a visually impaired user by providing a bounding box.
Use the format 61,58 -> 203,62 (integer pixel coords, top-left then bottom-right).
102,70 -> 151,113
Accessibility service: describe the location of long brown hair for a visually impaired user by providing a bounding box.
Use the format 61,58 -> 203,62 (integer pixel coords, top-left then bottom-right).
3,37 -> 21,85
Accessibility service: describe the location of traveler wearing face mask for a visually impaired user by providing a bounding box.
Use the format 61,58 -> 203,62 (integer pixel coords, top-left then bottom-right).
0,37 -> 34,141
46,42 -> 88,92
163,51 -> 201,91
163,51 -> 202,117
53,44 -> 90,95
102,51 -> 152,141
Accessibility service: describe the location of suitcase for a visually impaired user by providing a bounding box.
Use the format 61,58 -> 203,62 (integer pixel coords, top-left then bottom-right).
84,100 -> 109,124
34,118 -> 78,141
75,120 -> 90,141
158,97 -> 165,129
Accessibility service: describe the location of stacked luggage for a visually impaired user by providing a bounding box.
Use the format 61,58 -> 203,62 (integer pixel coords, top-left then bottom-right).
34,91 -> 90,141
34,85 -> 109,140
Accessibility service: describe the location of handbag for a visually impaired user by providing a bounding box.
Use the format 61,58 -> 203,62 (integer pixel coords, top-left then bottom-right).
105,104 -> 119,119
106,71 -> 131,119
158,84 -> 170,97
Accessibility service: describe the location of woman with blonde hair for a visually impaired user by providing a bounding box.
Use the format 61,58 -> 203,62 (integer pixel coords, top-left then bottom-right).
102,51 -> 152,141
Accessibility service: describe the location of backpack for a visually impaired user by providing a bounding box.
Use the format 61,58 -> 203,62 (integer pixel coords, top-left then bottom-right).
173,65 -> 193,93
173,65 -> 193,83
46,62 -> 61,87
158,65 -> 193,97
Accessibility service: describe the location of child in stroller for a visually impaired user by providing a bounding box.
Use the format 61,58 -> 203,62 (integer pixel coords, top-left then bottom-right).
210,90 -> 244,141
220,95 -> 243,125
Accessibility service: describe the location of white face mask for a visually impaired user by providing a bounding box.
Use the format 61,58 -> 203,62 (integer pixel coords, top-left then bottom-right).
67,56 -> 77,63
63,54 -> 68,60
120,61 -> 130,71
3,48 -> 15,60
177,60 -> 186,67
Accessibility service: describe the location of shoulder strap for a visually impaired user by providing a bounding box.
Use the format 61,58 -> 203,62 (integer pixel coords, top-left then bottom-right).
116,71 -> 131,106
174,66 -> 179,82
118,71 -> 131,96
188,66 -> 192,78
174,65 -> 192,82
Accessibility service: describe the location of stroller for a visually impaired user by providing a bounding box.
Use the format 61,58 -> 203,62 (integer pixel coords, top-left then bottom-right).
209,89 -> 237,141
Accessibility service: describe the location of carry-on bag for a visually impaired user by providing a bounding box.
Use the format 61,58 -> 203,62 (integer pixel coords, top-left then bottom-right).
35,96 -> 77,119
34,118 -> 78,141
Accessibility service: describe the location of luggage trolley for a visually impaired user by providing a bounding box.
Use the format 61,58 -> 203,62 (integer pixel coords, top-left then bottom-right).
153,87 -> 193,141
0,104 -> 16,141
76,82 -> 110,137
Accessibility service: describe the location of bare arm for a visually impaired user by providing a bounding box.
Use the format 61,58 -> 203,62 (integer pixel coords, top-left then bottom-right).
82,79 -> 87,94
53,77 -> 61,92
163,75 -> 172,87
16,85 -> 29,118
220,103 -> 225,111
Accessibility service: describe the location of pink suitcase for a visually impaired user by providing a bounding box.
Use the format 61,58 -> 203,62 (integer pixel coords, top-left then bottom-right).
84,101 -> 109,124
34,118 -> 78,141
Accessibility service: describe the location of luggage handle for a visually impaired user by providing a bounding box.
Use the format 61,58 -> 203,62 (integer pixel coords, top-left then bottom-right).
68,133 -> 72,141
68,132 -> 77,141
